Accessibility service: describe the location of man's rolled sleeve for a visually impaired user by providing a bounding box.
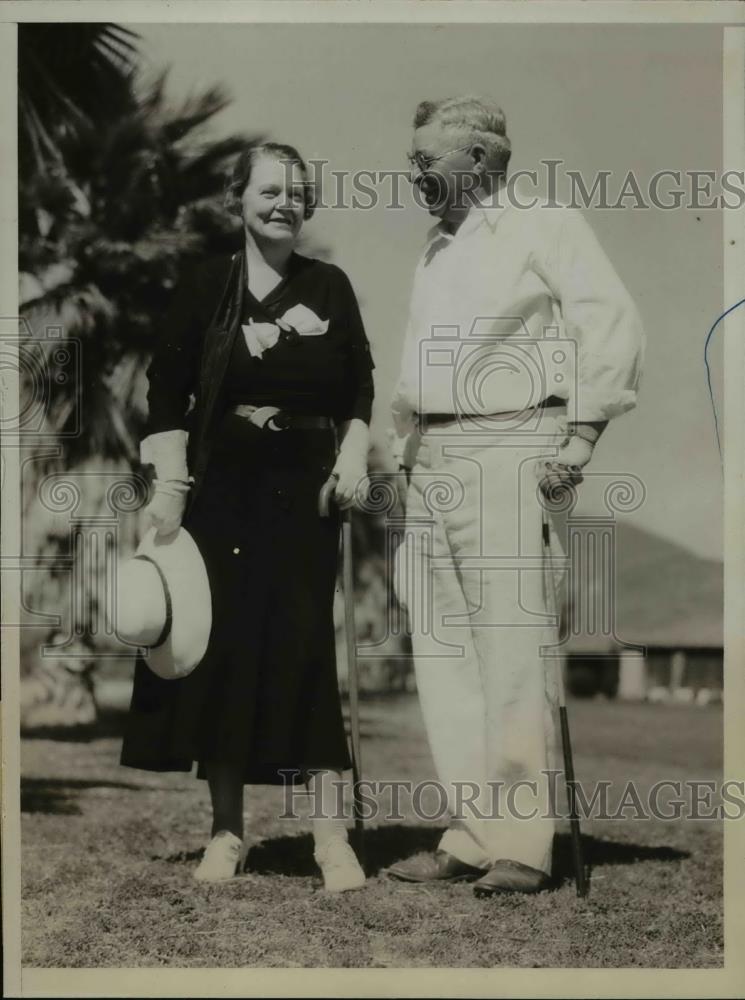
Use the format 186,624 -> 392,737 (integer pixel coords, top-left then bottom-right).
545,207 -> 645,423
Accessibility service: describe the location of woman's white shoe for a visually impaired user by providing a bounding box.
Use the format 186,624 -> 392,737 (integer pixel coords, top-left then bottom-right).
194,830 -> 247,882
314,836 -> 366,892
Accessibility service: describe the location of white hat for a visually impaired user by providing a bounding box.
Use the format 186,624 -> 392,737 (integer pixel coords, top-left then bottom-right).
111,527 -> 212,680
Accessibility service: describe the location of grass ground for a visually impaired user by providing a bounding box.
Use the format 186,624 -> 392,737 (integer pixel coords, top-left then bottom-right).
21,695 -> 723,968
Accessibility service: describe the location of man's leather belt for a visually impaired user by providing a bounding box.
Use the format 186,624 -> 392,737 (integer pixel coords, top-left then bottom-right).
233,404 -> 334,432
419,395 -> 566,428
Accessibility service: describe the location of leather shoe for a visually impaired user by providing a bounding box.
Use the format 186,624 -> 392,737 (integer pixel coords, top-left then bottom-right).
473,859 -> 551,897
384,850 -> 485,883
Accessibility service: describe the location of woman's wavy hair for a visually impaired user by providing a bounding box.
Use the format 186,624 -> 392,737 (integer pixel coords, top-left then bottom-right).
225,141 -> 317,221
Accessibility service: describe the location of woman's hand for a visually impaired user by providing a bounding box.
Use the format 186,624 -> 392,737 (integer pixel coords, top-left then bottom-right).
140,431 -> 192,536
331,450 -> 369,510
332,418 -> 370,510
145,483 -> 188,537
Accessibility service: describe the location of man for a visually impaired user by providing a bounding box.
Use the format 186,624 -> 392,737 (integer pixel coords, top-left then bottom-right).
386,96 -> 644,896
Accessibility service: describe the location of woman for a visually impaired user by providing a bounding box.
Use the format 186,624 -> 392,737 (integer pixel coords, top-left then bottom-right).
120,142 -> 374,892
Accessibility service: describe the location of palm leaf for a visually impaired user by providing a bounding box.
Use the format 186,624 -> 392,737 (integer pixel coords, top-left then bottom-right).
19,24 -> 140,172
159,86 -> 233,143
21,36 -> 261,468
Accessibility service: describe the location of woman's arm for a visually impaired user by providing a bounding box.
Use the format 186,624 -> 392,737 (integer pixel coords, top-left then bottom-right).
141,261 -> 205,533
330,269 -> 375,508
143,262 -> 206,441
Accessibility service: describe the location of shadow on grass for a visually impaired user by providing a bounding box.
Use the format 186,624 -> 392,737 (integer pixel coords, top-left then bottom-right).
20,777 -> 147,816
232,826 -> 689,884
243,824 -> 444,878
552,831 -> 689,889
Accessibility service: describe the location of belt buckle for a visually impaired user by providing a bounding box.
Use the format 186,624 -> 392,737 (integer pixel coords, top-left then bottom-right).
268,410 -> 291,431
248,405 -> 287,431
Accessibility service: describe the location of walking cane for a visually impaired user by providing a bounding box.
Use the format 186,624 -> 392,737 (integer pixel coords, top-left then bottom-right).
319,474 -> 366,868
541,504 -> 589,898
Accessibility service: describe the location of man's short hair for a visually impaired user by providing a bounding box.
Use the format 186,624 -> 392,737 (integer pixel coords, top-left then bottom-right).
414,96 -> 512,176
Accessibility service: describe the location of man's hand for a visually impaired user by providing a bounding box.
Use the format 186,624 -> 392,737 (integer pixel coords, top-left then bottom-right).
392,467 -> 410,519
538,435 -> 594,500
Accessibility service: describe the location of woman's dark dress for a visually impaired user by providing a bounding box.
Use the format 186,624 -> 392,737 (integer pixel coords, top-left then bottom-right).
120,252 -> 374,784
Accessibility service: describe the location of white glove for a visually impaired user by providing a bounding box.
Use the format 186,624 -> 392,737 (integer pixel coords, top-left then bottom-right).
332,419 -> 369,510
145,486 -> 188,537
332,450 -> 368,510
140,430 -> 192,537
140,429 -> 190,480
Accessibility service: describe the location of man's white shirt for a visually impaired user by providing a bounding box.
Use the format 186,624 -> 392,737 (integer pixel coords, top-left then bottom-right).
391,190 -> 645,459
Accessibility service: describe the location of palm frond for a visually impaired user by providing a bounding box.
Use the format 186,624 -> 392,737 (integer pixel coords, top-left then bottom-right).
23,281 -> 117,338
92,24 -> 140,67
137,70 -> 169,116
19,23 -> 140,172
20,38 -> 264,467
178,135 -> 251,188
159,85 -> 233,143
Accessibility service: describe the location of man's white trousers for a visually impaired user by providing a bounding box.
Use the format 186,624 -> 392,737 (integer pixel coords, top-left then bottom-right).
395,407 -> 569,874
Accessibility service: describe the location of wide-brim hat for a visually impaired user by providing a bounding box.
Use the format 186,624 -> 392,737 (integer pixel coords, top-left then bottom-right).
111,527 -> 212,680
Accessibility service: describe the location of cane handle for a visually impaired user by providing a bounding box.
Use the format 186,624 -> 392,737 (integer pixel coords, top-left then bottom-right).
318,473 -> 339,517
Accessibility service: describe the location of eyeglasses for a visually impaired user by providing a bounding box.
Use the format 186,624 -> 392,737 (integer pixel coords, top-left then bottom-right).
406,143 -> 473,174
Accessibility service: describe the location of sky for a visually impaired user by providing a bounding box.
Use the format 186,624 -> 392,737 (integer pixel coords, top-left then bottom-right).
135,22 -> 724,561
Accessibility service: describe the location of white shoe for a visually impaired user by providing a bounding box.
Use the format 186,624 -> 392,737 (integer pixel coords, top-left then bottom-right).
194,830 -> 247,882
314,836 -> 366,892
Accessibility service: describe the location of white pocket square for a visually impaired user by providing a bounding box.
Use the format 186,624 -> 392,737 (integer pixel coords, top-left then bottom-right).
279,304 -> 329,336
243,305 -> 328,359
